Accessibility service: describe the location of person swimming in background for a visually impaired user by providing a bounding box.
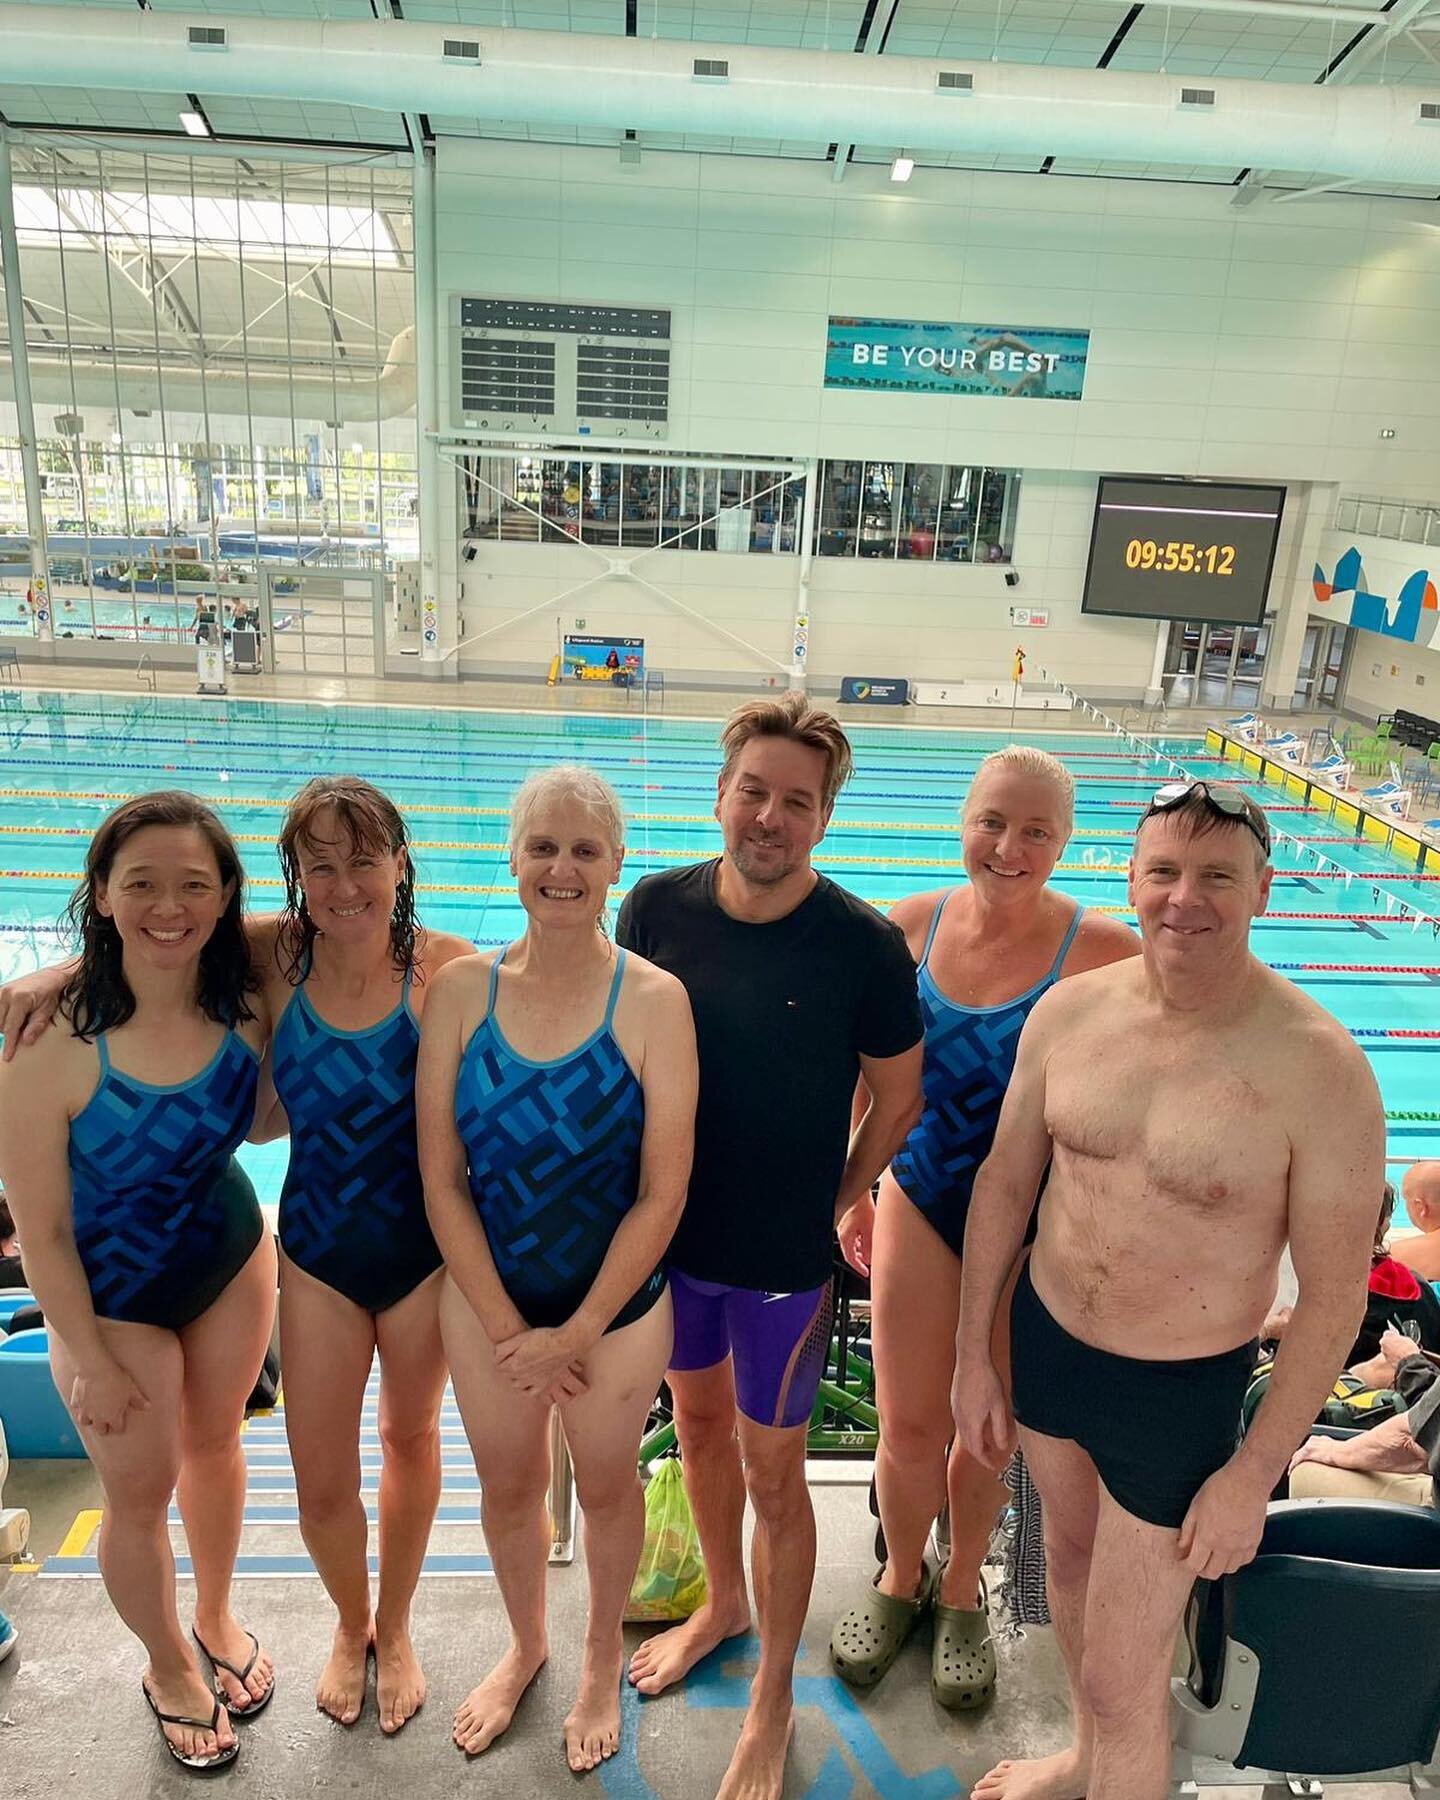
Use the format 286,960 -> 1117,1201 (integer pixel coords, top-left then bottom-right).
418,764 -> 696,1775
831,745 -> 1138,1708
0,791 -> 276,1774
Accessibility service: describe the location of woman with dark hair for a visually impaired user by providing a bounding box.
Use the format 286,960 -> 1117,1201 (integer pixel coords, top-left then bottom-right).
0,791 -> 275,1774
246,777 -> 475,1734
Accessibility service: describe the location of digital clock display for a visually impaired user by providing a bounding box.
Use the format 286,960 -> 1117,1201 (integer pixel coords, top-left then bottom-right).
1081,477 -> 1286,627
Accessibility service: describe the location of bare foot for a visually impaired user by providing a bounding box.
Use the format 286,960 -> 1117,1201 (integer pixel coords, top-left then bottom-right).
143,1664 -> 238,1765
376,1621 -> 426,1736
453,1641 -> 547,1755
627,1599 -> 751,1695
715,1696 -> 794,1800
194,1612 -> 275,1714
972,1748 -> 1089,1800
316,1621 -> 373,1726
563,1639 -> 623,1772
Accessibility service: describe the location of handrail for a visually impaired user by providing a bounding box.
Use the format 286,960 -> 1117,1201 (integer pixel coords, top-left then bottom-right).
135,653 -> 156,691
1334,494 -> 1440,550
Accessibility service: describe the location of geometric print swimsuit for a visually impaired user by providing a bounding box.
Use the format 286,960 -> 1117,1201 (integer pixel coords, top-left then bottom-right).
68,1028 -> 262,1329
455,946 -> 664,1332
889,894 -> 1084,1256
273,971 -> 442,1313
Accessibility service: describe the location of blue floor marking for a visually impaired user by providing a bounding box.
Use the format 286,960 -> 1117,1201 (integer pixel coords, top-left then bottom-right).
44,1551 -> 493,1579
600,1637 -> 963,1800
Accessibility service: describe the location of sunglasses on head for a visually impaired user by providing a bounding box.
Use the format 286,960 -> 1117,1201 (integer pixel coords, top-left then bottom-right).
1140,780 -> 1271,858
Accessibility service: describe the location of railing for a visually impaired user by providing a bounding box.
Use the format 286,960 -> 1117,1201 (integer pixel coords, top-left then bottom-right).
1334,494 -> 1440,547
135,653 -> 156,691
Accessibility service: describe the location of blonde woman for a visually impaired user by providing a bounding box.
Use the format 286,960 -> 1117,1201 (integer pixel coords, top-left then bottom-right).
418,766 -> 696,1774
831,746 -> 1139,1705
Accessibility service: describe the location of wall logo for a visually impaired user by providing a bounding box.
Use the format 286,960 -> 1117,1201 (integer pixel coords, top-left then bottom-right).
1313,545 -> 1440,648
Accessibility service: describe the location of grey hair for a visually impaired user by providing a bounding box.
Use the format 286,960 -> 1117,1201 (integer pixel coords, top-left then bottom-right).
508,764 -> 626,853
963,744 -> 1075,828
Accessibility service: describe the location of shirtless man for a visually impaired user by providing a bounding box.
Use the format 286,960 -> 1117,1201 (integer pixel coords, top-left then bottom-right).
955,780 -> 1385,1800
1393,1161 -> 1440,1284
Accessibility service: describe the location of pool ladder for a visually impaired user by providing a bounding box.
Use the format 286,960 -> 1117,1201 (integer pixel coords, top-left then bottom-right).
135,652 -> 156,691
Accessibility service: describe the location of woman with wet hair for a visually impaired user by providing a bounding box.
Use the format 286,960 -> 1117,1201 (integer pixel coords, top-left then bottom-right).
247,776 -> 476,1735
0,791 -> 275,1774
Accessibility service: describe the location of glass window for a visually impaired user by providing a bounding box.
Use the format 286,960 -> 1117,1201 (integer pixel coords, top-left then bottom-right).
897,464 -> 941,561
817,460 -> 860,557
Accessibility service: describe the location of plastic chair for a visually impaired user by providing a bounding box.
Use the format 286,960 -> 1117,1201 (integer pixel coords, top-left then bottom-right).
0,1328 -> 86,1458
1376,720 -> 1395,742
1171,1500 -> 1440,1795
0,1290 -> 36,1334
0,647 -> 19,684
642,669 -> 666,710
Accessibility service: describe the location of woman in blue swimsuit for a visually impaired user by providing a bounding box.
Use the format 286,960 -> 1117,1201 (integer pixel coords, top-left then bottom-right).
419,765 -> 696,1775
0,792 -> 276,1775
248,777 -> 475,1734
831,747 -> 1139,1705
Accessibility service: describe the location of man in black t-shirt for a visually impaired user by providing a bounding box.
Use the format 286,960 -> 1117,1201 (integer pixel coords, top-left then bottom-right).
620,694 -> 922,1800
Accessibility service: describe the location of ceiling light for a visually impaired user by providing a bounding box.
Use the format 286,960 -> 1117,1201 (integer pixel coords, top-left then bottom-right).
179,111 -> 211,137
890,152 -> 914,183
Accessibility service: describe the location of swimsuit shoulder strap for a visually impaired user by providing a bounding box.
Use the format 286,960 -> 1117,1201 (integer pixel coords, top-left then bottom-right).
483,946 -> 507,1020
1047,904 -> 1086,979
96,1032 -> 112,1077
919,891 -> 952,968
603,947 -> 627,1031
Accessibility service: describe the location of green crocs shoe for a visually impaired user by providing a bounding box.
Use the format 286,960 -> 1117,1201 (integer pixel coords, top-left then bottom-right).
931,1572 -> 997,1711
830,1565 -> 937,1690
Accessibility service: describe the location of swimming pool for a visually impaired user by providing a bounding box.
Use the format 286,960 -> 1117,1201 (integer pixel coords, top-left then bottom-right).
0,689 -> 1434,1215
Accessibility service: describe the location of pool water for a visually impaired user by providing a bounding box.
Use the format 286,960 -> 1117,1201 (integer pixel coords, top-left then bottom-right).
0,690 -> 1435,1212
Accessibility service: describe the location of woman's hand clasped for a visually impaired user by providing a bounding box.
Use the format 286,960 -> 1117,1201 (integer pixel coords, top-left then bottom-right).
71,1358 -> 150,1435
493,1324 -> 593,1404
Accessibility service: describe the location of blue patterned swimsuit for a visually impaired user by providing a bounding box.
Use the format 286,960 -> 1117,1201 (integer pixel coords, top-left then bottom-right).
454,947 -> 664,1331
273,970 -> 442,1313
889,895 -> 1084,1256
69,1029 -> 261,1329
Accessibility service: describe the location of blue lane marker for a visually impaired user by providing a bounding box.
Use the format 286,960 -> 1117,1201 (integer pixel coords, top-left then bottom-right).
237,1473 -> 482,1493
600,1637 -> 963,1800
167,1503 -> 481,1526
44,1551 -> 493,1579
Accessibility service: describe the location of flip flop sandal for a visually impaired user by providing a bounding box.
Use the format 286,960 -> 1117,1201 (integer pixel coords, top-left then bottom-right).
830,1564 -> 937,1689
141,1677 -> 240,1775
931,1573 -> 997,1711
192,1627 -> 275,1720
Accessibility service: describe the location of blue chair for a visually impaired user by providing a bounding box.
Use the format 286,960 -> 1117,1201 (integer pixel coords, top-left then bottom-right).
0,1328 -> 86,1458
1172,1500 -> 1440,1794
0,1290 -> 36,1333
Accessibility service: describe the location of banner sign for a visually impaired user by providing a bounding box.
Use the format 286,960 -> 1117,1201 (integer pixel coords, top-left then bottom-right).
561,634 -> 644,684
825,317 -> 1089,401
840,676 -> 911,705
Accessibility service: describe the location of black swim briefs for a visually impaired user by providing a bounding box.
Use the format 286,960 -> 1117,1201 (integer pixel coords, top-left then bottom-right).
1009,1257 -> 1257,1530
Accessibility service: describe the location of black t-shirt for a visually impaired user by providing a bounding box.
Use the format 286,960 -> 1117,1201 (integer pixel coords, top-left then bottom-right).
617,860 -> 921,1291
0,1252 -> 27,1291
